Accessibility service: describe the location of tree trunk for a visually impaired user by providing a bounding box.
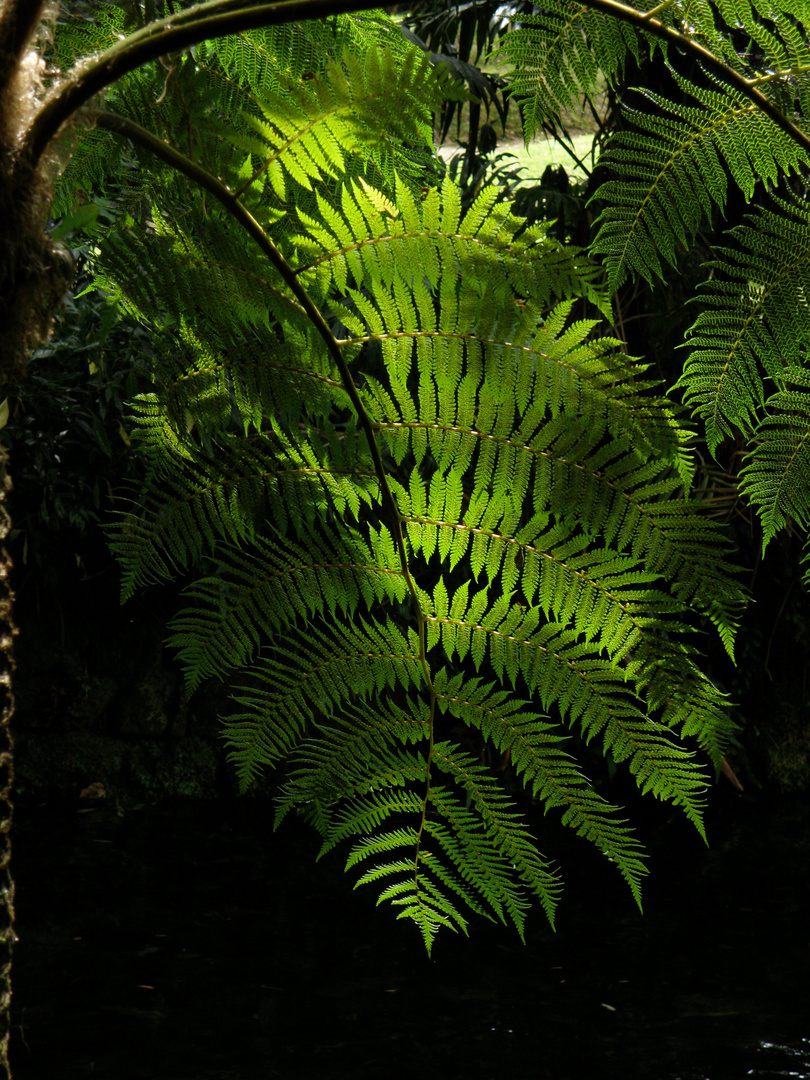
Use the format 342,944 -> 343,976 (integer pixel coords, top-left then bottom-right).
0,445 -> 15,1080
0,1 -> 48,1069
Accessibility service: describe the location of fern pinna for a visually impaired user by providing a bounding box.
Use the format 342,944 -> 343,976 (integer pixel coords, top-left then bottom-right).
54,10 -> 744,950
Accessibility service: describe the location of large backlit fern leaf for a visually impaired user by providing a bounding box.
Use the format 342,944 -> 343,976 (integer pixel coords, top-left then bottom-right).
54,10 -> 747,949
141,170 -> 740,750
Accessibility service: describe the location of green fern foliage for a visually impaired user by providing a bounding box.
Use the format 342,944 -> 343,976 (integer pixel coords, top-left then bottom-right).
53,13 -> 453,218
679,195 -> 810,453
192,9 -> 408,98
493,1 -> 645,136
236,44 -> 457,199
168,527 -> 409,693
50,6 -> 749,949
739,368 -> 810,551
495,0 -> 810,610
492,0 -> 810,324
591,72 -> 809,290
712,0 -> 810,114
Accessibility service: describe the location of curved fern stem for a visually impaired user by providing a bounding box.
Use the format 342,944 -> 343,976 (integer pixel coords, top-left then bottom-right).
92,106 -> 441,866
751,64 -> 810,88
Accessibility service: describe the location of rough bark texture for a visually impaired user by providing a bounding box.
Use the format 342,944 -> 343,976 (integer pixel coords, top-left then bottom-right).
0,4 -> 44,1074
0,0 -> 65,389
0,446 -> 15,1080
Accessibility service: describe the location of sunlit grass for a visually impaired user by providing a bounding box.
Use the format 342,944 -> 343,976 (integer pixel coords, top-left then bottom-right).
497,132 -> 596,183
438,131 -> 596,186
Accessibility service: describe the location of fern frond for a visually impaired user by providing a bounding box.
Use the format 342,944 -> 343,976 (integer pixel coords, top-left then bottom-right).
427,591 -> 710,834
283,741 -> 486,951
276,705 -> 430,832
192,12 -> 409,100
383,400 -> 743,649
351,847 -> 473,952
717,0 -> 810,115
407,483 -> 737,735
421,811 -> 527,926
238,43 -> 452,202
407,488 -> 682,651
739,367 -> 810,547
224,623 -> 423,788
315,175 -> 693,470
305,175 -> 610,318
625,635 -> 734,769
94,220 -> 311,343
329,751 -> 560,947
287,173 -> 744,642
493,2 -> 644,136
679,194 -> 810,453
592,70 -> 809,290
169,525 -> 408,692
109,427 -> 379,600
53,14 -> 447,216
433,671 -> 648,902
58,6 -> 748,947
431,747 -> 562,928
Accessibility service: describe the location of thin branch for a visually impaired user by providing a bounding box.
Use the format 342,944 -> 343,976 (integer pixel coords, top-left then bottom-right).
751,63 -> 810,88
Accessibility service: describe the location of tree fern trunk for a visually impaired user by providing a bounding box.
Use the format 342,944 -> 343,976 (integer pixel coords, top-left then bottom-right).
0,446 -> 15,1080
0,4 -> 41,1073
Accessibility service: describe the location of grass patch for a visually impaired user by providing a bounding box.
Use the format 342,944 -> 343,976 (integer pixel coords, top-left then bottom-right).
439,131 -> 596,186
498,132 -> 596,183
